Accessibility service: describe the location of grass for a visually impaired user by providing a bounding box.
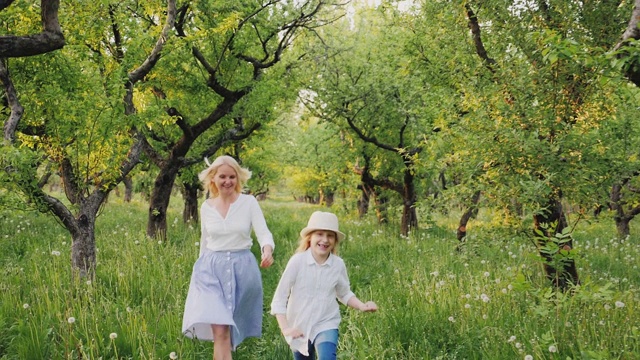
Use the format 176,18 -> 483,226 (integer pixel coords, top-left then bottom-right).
0,192 -> 639,359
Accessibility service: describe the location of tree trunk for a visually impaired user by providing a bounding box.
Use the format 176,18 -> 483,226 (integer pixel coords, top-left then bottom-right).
400,162 -> 418,236
324,191 -> 335,207
182,180 -> 200,224
457,190 -> 481,242
609,181 -> 640,239
147,163 -> 180,239
123,176 -> 133,202
356,184 -> 371,218
71,212 -> 97,278
375,192 -> 389,225
615,217 -> 631,238
533,193 -> 580,290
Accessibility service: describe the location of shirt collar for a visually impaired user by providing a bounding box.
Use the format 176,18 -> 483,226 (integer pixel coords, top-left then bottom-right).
304,248 -> 334,266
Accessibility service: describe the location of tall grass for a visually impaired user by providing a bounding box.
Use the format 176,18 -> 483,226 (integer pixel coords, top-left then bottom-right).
0,193 -> 638,359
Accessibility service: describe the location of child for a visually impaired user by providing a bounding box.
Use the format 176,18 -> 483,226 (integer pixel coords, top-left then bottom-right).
271,211 -> 377,360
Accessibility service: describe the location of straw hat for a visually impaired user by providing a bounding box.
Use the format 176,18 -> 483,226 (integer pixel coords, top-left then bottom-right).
299,211 -> 345,242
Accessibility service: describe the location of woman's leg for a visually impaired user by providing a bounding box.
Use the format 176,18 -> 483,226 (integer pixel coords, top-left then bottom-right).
212,324 -> 232,360
313,329 -> 339,360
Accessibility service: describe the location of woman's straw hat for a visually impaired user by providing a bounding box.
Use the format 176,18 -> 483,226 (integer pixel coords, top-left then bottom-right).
299,211 -> 345,241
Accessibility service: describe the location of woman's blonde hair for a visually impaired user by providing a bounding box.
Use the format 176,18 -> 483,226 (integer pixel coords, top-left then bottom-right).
296,231 -> 340,255
198,155 -> 251,198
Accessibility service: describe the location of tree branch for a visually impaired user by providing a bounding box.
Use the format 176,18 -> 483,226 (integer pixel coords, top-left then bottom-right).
0,0 -> 64,57
613,0 -> 640,86
1,58 -> 24,143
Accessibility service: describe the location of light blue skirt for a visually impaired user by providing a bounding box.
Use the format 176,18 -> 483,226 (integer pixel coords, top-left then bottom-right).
182,249 -> 263,349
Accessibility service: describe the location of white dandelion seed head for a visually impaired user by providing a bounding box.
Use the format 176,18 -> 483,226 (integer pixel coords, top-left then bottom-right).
464,303 -> 471,309
67,317 -> 75,324
109,333 -> 117,339
515,342 -> 522,349
524,355 -> 533,360
549,345 -> 557,353
508,336 -> 516,342
615,301 -> 625,308
23,303 -> 29,309
448,316 -> 455,322
483,272 -> 490,277
169,352 -> 177,359
604,304 -> 611,310
51,250 -> 61,256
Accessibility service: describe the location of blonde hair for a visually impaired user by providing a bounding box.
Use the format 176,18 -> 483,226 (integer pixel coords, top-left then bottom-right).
296,230 -> 340,255
198,155 -> 251,198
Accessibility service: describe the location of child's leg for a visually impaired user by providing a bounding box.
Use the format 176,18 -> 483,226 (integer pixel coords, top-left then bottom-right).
313,329 -> 339,360
293,341 -> 314,360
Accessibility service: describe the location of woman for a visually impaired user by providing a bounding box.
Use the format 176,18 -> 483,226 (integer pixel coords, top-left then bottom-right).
182,155 -> 275,360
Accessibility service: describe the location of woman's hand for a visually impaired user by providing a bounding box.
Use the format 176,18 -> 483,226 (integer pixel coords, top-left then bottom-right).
260,245 -> 274,268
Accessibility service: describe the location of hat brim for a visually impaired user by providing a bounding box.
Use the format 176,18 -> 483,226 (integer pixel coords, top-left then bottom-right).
300,227 -> 345,242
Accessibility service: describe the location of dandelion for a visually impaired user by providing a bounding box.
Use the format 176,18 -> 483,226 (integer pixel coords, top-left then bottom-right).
549,345 -> 557,353
51,250 -> 61,256
67,317 -> 75,324
110,333 -> 117,339
464,303 -> 471,309
448,316 -> 455,322
86,280 -> 92,286
430,271 -> 439,277
23,303 -> 29,309
515,342 -> 522,349
126,307 -> 132,313
483,271 -> 490,277
615,301 -> 625,308
508,336 -> 516,342
169,352 -> 177,359
524,355 -> 533,360
502,288 -> 508,294
481,294 -> 490,303
604,304 -> 611,310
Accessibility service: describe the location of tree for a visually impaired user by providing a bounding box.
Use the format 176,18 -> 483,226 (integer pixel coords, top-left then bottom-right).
1,0 -> 176,277
140,0 -> 342,239
299,3 -> 453,235
456,1 -> 634,289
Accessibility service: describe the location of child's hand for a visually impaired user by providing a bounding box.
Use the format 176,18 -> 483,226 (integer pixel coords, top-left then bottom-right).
360,301 -> 378,312
282,327 -> 304,339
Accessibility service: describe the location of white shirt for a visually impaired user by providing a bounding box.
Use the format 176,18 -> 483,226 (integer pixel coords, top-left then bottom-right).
199,194 -> 274,256
271,249 -> 355,355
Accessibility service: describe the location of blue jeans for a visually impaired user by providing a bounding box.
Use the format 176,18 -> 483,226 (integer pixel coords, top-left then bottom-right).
293,329 -> 339,360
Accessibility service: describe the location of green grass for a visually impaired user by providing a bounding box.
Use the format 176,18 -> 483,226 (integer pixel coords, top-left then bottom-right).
0,193 -> 639,359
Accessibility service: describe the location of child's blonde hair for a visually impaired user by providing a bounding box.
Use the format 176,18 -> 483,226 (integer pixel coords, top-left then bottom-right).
296,231 -> 340,255
198,155 -> 251,198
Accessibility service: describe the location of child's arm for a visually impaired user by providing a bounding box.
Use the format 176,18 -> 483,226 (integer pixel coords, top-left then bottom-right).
275,314 -> 304,339
347,296 -> 378,312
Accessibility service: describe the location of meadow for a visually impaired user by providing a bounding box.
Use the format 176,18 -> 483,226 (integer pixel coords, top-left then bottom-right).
0,193 -> 638,360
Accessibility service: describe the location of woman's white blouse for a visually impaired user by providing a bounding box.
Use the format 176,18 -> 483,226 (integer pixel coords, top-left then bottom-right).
271,249 -> 355,355
199,194 -> 274,256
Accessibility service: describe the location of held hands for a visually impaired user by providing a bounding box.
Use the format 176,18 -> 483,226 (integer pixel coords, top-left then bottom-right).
260,245 -> 274,268
360,301 -> 378,312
